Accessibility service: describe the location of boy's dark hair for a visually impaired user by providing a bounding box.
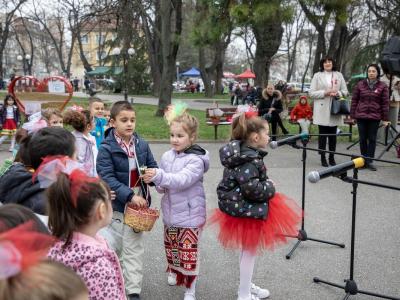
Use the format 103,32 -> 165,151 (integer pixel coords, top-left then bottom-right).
47,173 -> 111,247
88,97 -> 103,107
366,63 -> 381,78
63,109 -> 92,132
0,204 -> 50,234
319,56 -> 337,72
14,132 -> 32,166
3,94 -> 16,106
110,101 -> 135,120
29,127 -> 75,169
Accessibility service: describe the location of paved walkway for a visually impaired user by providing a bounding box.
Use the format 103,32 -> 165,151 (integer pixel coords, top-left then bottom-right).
1,141 -> 398,299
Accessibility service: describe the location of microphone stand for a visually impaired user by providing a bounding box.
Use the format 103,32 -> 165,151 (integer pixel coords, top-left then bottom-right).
377,131 -> 400,159
285,139 -> 345,259
313,168 -> 400,300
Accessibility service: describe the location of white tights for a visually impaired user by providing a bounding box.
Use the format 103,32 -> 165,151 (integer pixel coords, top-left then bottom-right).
238,250 -> 257,299
0,135 -> 15,149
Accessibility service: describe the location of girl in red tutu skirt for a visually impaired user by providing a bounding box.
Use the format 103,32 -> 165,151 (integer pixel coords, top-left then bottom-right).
209,108 -> 302,300
0,94 -> 20,152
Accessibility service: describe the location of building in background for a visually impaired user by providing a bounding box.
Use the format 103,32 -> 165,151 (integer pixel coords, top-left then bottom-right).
70,19 -> 117,79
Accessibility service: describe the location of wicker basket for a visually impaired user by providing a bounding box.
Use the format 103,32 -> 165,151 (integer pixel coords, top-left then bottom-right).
124,203 -> 160,232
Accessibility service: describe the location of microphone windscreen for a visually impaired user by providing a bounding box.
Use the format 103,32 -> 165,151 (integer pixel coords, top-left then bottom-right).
353,157 -> 365,168
307,171 -> 320,183
270,141 -> 278,149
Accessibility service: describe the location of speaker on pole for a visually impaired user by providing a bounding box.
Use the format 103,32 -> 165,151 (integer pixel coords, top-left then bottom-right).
380,36 -> 400,76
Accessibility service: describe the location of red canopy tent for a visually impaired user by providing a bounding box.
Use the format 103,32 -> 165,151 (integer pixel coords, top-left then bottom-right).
236,69 -> 256,79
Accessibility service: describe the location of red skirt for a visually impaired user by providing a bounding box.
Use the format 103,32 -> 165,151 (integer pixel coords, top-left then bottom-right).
209,193 -> 302,254
1,119 -> 17,136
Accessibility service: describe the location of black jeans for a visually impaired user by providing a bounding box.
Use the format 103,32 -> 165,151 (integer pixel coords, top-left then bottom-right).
357,119 -> 380,164
318,125 -> 337,156
268,115 -> 288,141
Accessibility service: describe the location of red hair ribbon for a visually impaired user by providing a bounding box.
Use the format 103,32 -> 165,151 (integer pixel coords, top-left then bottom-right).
69,169 -> 98,207
245,111 -> 258,119
0,222 -> 56,279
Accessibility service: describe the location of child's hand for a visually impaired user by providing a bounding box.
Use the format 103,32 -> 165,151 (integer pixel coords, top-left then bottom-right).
110,190 -> 116,201
142,168 -> 156,184
131,195 -> 148,208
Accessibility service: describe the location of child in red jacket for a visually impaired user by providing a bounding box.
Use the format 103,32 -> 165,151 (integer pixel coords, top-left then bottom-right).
290,95 -> 313,134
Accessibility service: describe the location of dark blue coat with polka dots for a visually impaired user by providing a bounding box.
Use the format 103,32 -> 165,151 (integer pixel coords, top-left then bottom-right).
216,140 -> 275,219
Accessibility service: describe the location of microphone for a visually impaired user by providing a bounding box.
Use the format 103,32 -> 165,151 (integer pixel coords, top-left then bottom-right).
308,157 -> 365,183
270,133 -> 309,149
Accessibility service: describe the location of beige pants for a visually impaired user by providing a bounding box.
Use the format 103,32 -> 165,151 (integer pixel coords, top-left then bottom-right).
101,211 -> 144,295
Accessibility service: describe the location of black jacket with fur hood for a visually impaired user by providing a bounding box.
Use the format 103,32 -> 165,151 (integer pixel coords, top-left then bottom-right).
216,140 -> 275,219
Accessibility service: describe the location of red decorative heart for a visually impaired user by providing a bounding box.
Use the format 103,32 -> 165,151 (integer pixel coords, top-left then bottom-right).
8,76 -> 73,114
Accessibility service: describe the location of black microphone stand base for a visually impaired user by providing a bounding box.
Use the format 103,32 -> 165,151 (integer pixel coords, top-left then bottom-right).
285,229 -> 345,259
313,277 -> 400,300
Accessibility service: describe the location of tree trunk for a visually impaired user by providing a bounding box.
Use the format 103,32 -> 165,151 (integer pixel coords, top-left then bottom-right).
328,20 -> 360,72
253,23 -> 283,87
156,0 -> 182,116
214,40 -> 228,95
77,30 -> 93,72
312,30 -> 326,74
199,48 -> 213,98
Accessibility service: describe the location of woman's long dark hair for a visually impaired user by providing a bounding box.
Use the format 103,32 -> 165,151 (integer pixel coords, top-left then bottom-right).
3,94 -> 16,106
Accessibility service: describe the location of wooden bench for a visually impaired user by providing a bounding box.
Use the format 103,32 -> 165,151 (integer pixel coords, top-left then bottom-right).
287,106 -> 355,141
206,107 -> 237,140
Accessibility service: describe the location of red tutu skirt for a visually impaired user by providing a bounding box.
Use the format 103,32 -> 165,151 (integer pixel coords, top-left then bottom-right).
209,193 -> 302,254
1,119 -> 17,136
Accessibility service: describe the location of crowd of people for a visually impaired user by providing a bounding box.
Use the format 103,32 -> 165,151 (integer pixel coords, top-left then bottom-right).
228,56 -> 399,166
0,55 -> 398,300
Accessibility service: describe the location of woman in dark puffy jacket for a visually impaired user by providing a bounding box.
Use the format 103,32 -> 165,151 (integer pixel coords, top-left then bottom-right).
258,84 -> 288,141
351,64 -> 390,171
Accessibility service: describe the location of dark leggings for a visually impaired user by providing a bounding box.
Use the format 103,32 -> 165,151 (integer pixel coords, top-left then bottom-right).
270,116 -> 288,141
318,125 -> 337,156
357,119 -> 380,164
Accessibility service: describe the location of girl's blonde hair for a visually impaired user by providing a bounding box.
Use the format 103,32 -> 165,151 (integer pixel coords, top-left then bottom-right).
0,260 -> 87,300
41,108 -> 62,121
171,113 -> 199,140
231,114 -> 268,141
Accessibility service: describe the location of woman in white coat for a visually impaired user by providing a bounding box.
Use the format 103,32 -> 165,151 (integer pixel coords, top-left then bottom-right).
309,57 -> 349,167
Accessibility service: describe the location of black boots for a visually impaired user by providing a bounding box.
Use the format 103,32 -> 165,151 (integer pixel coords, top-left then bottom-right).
328,154 -> 336,166
321,155 -> 328,167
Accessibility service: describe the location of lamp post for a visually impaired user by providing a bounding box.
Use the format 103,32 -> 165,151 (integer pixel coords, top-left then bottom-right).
17,54 -> 31,75
176,61 -> 180,86
112,47 -> 135,101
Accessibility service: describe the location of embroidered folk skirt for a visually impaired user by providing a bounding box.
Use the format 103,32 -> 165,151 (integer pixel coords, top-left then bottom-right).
164,226 -> 200,288
209,192 -> 302,254
1,119 -> 17,136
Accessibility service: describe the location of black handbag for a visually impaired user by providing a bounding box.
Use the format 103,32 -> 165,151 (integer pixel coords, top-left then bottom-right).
330,96 -> 350,115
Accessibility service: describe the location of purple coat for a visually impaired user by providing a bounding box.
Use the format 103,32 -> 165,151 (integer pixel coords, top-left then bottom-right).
351,79 -> 389,121
152,145 -> 209,228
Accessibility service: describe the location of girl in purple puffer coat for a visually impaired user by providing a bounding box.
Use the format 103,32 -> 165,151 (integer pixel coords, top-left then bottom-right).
143,112 -> 209,300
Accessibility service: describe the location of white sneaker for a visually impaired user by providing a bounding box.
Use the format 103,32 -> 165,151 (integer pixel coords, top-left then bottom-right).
184,291 -> 196,300
251,283 -> 270,299
167,272 -> 177,286
237,294 -> 260,300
